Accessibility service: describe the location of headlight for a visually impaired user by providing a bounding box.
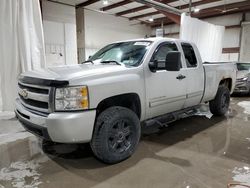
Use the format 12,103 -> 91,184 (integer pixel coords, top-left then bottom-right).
55,86 -> 89,111
242,77 -> 248,81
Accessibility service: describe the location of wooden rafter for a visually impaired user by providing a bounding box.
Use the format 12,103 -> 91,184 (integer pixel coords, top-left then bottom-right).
192,1 -> 250,18
101,0 -> 132,11
116,5 -> 148,16
100,0 -> 176,13
76,0 -> 99,7
178,0 -> 222,9
129,11 -> 158,20
120,0 -> 221,18
149,1 -> 250,27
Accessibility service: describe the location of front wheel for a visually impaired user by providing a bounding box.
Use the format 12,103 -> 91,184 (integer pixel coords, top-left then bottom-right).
91,106 -> 141,164
209,85 -> 230,116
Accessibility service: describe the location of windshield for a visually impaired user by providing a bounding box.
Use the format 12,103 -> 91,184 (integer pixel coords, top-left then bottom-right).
89,41 -> 152,66
237,63 -> 250,71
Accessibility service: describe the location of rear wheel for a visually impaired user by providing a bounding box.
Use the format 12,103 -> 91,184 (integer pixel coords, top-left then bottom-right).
209,85 -> 230,116
91,106 -> 141,164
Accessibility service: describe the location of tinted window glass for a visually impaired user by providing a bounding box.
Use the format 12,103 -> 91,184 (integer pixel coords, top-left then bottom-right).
237,63 -> 250,71
181,43 -> 197,68
151,43 -> 178,70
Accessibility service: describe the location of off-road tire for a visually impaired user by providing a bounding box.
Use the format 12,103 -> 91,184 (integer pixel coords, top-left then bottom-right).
209,85 -> 230,116
90,106 -> 141,164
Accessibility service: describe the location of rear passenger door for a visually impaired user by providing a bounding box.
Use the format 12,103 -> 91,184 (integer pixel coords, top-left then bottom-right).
181,43 -> 205,108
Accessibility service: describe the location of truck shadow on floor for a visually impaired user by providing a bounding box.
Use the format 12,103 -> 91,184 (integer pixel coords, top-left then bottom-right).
42,114 -> 229,169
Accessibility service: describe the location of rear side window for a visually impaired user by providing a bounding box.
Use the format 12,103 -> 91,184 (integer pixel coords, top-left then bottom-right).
151,42 -> 178,70
181,43 -> 197,68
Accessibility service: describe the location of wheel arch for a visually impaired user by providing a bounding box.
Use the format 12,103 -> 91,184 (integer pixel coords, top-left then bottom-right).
96,93 -> 142,120
219,78 -> 232,92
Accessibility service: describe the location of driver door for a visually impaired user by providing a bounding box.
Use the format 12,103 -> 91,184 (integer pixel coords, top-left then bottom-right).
145,42 -> 187,119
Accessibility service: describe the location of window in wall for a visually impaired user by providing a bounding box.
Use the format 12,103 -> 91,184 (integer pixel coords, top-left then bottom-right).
181,43 -> 197,68
151,42 -> 178,70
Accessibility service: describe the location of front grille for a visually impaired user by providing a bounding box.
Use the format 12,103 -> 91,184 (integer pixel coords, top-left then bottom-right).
19,95 -> 49,109
18,82 -> 53,113
18,83 -> 49,94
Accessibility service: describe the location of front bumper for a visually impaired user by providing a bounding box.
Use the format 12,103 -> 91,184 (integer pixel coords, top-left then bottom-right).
15,98 -> 96,143
233,81 -> 250,94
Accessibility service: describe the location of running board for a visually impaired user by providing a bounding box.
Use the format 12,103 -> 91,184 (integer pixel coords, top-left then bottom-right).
144,105 -> 200,128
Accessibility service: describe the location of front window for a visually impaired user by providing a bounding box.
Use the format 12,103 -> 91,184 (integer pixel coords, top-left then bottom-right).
89,41 -> 152,66
151,42 -> 178,70
237,63 -> 250,71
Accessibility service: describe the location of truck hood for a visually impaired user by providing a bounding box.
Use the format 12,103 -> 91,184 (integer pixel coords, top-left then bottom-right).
21,64 -> 128,81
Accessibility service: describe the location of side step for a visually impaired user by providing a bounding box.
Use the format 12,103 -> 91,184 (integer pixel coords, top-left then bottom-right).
144,106 -> 199,128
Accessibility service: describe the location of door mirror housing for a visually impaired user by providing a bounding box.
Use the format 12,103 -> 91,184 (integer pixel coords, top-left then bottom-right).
165,51 -> 181,71
148,60 -> 158,73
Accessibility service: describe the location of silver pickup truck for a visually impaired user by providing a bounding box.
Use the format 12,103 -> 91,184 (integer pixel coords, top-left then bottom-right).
15,38 -> 236,164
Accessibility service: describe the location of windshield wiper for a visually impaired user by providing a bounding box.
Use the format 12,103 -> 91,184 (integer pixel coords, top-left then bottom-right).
100,60 -> 122,65
82,60 -> 94,64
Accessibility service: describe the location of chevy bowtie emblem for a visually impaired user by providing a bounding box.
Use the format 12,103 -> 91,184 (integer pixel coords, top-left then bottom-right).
20,89 -> 28,99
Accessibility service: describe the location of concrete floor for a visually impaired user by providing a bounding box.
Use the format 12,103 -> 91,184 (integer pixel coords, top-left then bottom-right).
0,97 -> 250,188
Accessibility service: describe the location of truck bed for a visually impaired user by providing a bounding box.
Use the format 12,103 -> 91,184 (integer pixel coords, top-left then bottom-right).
202,62 -> 237,102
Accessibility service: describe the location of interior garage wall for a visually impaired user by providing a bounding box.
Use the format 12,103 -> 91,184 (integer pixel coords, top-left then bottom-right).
152,13 -> 244,62
83,9 -> 151,60
204,14 -> 242,62
240,13 -> 250,62
42,1 -> 77,66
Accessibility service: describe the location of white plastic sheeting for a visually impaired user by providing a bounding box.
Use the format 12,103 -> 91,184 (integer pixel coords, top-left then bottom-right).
0,0 -> 45,112
180,13 -> 225,62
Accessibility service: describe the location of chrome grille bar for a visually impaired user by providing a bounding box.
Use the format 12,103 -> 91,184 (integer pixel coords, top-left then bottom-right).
18,81 -> 52,113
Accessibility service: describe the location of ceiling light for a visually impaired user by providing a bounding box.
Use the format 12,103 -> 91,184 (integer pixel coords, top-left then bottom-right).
194,7 -> 200,13
149,17 -> 154,22
102,0 -> 108,5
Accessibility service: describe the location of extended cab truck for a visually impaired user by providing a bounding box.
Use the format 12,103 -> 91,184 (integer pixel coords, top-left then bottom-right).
15,38 -> 236,164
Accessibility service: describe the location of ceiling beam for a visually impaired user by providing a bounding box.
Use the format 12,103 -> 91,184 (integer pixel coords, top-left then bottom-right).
150,7 -> 250,28
194,0 -> 250,15
178,0 -> 222,9
76,0 -> 99,7
131,0 -> 182,17
119,0 -> 221,17
102,0 -> 176,13
101,0 -> 132,11
160,11 -> 181,24
149,1 -> 250,27
129,11 -> 159,20
116,5 -> 149,16
128,0 -> 223,20
194,4 -> 250,19
152,17 -> 172,24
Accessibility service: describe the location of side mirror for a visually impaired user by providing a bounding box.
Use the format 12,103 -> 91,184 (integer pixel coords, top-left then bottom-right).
148,60 -> 158,73
165,51 -> 181,71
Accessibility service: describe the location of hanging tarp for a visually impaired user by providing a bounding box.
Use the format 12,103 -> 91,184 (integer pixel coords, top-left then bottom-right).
180,13 -> 225,62
0,0 -> 45,112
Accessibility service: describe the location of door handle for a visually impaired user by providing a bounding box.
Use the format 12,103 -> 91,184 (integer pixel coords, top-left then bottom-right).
176,74 -> 186,80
